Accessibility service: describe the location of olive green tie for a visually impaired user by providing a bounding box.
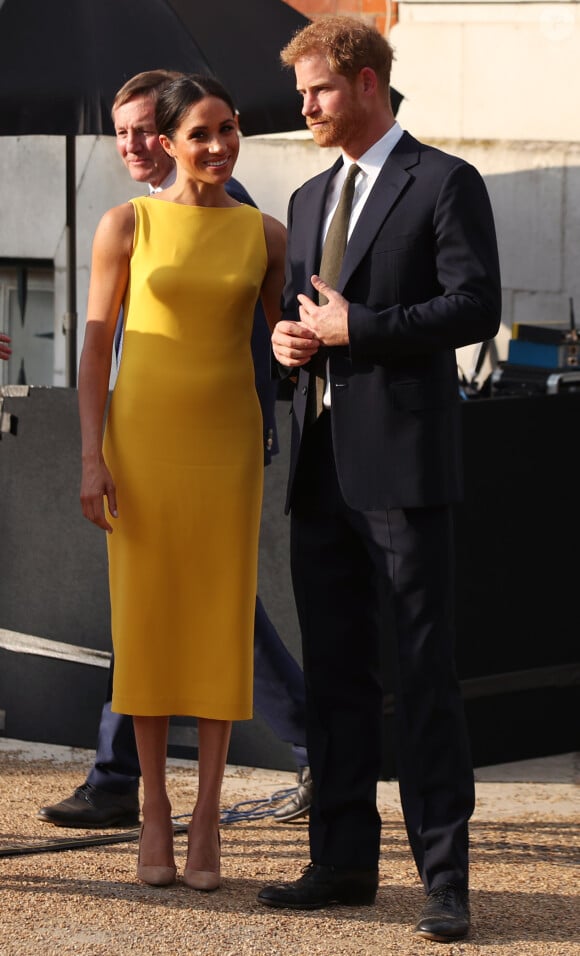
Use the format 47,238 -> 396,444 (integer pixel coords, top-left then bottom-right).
318,163 -> 361,305
311,163 -> 360,416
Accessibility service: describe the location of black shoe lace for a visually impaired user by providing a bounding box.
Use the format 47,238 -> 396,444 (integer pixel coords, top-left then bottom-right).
429,883 -> 467,913
433,885 -> 453,905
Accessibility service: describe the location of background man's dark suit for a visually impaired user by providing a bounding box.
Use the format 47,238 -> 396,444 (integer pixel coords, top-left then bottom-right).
283,134 -> 501,892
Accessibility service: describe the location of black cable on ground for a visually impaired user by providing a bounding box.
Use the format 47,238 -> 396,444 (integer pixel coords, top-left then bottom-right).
0,787 -> 297,858
0,826 -> 145,858
176,786 -> 295,826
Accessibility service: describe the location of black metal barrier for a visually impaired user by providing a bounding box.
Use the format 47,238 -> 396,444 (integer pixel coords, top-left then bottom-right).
0,387 -> 578,775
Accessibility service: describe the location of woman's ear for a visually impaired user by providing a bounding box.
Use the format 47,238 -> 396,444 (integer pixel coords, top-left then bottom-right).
159,133 -> 174,157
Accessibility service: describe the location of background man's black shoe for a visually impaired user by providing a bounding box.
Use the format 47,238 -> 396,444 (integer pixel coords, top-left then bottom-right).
414,883 -> 470,941
257,863 -> 378,910
273,766 -> 312,823
37,784 -> 140,829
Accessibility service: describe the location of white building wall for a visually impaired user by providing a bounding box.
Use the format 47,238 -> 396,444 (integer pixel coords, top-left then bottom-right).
0,1 -> 578,386
391,1 -> 579,143
388,1 -> 580,377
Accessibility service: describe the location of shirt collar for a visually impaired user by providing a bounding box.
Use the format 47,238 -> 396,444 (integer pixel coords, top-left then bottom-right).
341,121 -> 404,180
148,166 -> 177,194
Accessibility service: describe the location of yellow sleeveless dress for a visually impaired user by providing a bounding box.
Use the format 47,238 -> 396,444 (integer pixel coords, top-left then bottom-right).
103,196 -> 266,719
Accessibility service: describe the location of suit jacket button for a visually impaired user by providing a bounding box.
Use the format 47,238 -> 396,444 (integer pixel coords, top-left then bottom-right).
301,386 -> 307,395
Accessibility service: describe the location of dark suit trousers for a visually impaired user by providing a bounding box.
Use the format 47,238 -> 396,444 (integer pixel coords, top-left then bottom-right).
290,411 -> 474,892
86,595 -> 307,793
253,595 -> 308,768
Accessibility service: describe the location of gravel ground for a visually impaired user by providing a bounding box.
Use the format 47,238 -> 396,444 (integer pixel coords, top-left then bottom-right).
0,740 -> 578,956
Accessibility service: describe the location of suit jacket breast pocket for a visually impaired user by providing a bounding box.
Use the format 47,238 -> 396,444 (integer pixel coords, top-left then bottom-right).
371,231 -> 436,303
366,237 -> 413,301
371,232 -> 419,255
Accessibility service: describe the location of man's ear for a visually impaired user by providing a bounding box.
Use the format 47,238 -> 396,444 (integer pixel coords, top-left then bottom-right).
359,67 -> 378,95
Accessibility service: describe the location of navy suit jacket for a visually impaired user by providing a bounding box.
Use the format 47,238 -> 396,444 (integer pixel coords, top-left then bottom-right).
283,131 -> 502,512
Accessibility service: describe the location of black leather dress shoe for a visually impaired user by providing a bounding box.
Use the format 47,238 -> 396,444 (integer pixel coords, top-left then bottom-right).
37,783 -> 140,829
257,863 -> 378,910
414,883 -> 470,942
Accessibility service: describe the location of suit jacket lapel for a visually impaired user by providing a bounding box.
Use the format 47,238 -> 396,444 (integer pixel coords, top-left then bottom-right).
339,132 -> 421,289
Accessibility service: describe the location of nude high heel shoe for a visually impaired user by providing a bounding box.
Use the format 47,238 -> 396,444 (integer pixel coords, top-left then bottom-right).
136,825 -> 177,887
183,829 -> 221,891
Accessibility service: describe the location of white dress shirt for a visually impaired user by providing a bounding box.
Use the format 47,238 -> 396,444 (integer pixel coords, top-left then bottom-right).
321,121 -> 404,242
148,165 -> 176,193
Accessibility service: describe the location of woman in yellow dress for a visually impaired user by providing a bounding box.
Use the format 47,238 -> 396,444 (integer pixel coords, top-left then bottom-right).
78,74 -> 286,890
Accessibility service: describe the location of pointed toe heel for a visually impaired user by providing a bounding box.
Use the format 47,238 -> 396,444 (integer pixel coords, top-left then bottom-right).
137,862 -> 177,887
136,824 -> 176,887
184,827 -> 221,891
183,868 -> 221,892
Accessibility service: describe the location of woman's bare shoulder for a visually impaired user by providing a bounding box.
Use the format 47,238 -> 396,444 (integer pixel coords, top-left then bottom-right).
93,201 -> 136,253
99,200 -> 136,233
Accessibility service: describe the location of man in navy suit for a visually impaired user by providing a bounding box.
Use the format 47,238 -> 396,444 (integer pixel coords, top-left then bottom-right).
257,17 -> 501,941
38,70 -> 311,830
